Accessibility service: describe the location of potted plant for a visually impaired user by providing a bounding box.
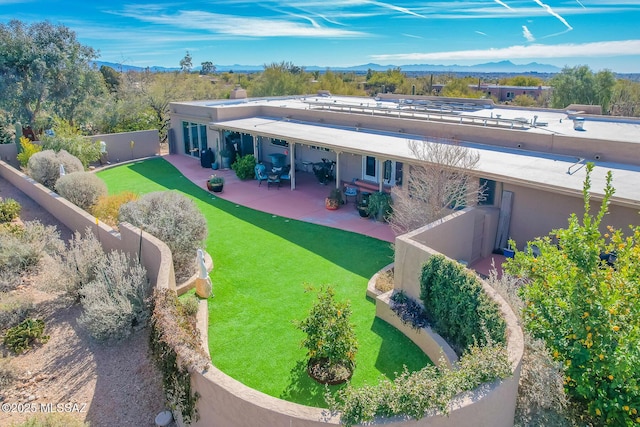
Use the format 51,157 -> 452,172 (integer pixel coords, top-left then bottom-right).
325,188 -> 342,210
357,191 -> 370,218
207,174 -> 224,192
366,191 -> 393,221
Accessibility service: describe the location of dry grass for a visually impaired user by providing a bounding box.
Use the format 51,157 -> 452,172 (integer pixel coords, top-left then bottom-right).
375,268 -> 394,293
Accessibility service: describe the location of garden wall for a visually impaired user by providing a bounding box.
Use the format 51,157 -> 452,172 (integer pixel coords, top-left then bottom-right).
0,160 -> 175,291
87,129 -> 161,163
0,143 -> 19,168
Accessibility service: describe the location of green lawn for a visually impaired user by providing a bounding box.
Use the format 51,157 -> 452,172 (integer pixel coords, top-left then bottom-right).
98,157 -> 431,407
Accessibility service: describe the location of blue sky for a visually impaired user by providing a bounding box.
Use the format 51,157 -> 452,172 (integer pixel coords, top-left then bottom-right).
2,0 -> 639,73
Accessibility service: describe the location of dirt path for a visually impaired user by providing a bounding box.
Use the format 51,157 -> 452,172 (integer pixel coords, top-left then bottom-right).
1,176 -> 167,427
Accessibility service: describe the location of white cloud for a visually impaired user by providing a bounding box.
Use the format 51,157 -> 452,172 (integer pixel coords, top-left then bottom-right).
475,31 -> 488,36
370,39 -> 640,61
522,25 -> 535,42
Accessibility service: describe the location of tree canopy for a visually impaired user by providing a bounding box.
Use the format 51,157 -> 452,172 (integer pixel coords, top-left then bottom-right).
550,65 -> 616,112
0,20 -> 99,128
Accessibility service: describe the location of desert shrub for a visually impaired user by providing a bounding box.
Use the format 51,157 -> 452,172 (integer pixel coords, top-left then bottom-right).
0,221 -> 63,284
3,318 -> 50,354
50,230 -> 104,299
231,154 -> 257,180
11,413 -> 89,427
55,171 -> 107,211
0,355 -> 19,389
179,294 -> 200,318
79,250 -> 150,341
366,191 -> 393,221
0,198 -> 21,222
91,191 -> 139,228
0,292 -> 33,331
374,268 -> 394,293
119,191 -> 208,282
16,136 -> 42,168
150,288 -> 209,425
295,286 -> 358,372
327,343 -> 511,426
27,149 -> 83,189
420,255 -> 506,355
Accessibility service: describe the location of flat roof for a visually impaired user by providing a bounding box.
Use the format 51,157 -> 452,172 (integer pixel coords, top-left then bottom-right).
211,116 -> 640,208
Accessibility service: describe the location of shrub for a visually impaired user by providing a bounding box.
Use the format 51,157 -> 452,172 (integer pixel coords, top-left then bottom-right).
366,191 -> 393,221
295,286 -> 358,372
40,126 -> 101,168
0,197 -> 21,222
91,191 -> 139,229
55,171 -> 107,211
50,230 -> 104,299
119,191 -> 208,282
150,288 -> 209,425
3,318 -> 50,354
420,255 -> 506,355
0,221 -> 63,285
390,290 -> 429,330
327,343 -> 511,426
27,149 -> 83,189
79,250 -> 150,341
179,294 -> 200,318
0,292 -> 33,331
11,413 -> 89,427
16,136 -> 42,168
231,154 -> 257,180
506,164 -> 640,425
374,268 -> 394,293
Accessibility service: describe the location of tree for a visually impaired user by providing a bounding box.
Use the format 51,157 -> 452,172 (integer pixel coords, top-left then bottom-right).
250,62 -> 310,97
200,61 -> 216,75
441,77 -> 481,98
505,163 -> 640,425
179,51 -> 193,73
0,20 -> 99,128
388,139 -> 481,234
550,65 -> 616,112
513,94 -> 537,107
366,67 -> 405,93
499,76 -> 544,86
100,65 -> 121,93
610,79 -> 640,117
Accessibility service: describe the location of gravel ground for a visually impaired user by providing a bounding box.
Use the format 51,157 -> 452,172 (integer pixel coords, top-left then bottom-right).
0,175 -> 168,427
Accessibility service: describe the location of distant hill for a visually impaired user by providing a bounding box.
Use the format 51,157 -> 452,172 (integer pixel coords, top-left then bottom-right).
94,60 -> 561,74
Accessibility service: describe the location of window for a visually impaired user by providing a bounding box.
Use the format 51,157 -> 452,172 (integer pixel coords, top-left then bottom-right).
478,178 -> 496,206
364,156 -> 377,181
270,138 -> 289,148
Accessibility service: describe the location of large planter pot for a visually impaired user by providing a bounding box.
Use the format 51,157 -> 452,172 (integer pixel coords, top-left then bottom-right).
357,205 -> 369,218
325,198 -> 339,210
207,182 -> 224,192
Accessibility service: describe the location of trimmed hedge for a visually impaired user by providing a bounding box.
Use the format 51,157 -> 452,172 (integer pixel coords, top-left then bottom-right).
420,255 -> 506,355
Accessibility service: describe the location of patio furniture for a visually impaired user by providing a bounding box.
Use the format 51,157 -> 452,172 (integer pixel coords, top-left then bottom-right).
267,171 -> 281,189
255,163 -> 268,186
279,165 -> 291,184
344,185 -> 358,204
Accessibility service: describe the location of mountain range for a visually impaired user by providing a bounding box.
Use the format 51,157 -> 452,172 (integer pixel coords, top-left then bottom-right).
95,60 -> 561,74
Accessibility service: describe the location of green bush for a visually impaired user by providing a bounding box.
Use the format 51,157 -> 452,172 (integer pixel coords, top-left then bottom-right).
3,318 -> 50,354
27,149 -> 84,189
420,255 -> 506,355
295,286 -> 358,371
366,191 -> 393,221
41,132 -> 101,169
327,343 -> 511,426
179,294 -> 200,318
506,164 -> 640,426
231,154 -> 257,180
16,136 -> 42,168
0,198 -> 21,222
119,191 -> 208,282
79,250 -> 150,341
55,171 -> 107,211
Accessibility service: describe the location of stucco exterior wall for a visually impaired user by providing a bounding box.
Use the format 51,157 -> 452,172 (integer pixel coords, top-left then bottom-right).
0,160 -> 175,290
88,129 -> 160,163
0,143 -> 19,168
504,182 -> 639,248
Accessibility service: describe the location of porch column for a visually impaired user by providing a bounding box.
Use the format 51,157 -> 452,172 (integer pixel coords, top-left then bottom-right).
289,142 -> 296,190
334,151 -> 342,189
378,158 -> 384,192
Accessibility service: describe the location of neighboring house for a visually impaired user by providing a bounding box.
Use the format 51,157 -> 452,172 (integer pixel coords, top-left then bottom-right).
429,84 -> 550,102
169,93 -> 640,264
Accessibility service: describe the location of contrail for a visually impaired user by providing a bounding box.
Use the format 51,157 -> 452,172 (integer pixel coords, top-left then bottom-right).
575,0 -> 586,8
522,25 -> 535,42
494,0 -> 513,10
533,0 -> 573,30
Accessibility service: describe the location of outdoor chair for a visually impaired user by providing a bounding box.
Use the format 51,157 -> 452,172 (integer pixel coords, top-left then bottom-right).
267,170 -> 281,189
255,163 -> 269,186
344,185 -> 358,204
279,165 -> 291,184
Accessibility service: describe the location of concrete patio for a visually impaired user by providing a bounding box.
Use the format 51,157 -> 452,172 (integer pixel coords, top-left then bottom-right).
164,154 -> 395,242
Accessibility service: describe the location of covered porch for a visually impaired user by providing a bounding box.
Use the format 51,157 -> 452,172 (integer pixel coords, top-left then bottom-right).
165,154 -> 395,242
